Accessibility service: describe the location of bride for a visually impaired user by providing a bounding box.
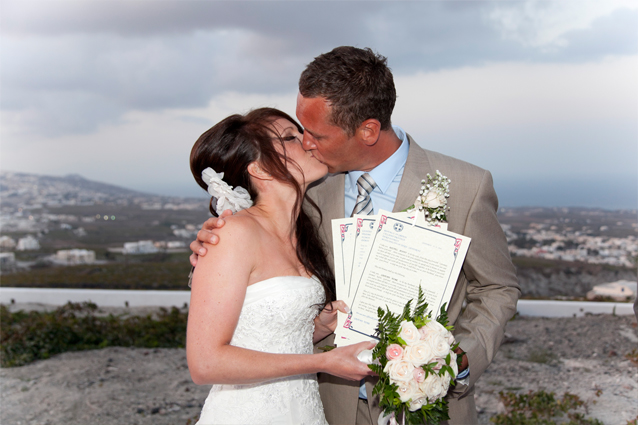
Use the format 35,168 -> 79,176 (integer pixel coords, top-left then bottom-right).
187,108 -> 375,425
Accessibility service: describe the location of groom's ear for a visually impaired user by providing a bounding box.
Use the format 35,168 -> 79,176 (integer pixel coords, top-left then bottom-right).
358,119 -> 381,147
247,162 -> 273,180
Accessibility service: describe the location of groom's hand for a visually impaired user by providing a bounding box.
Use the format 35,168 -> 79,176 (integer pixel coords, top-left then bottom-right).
189,209 -> 233,267
454,347 -> 469,374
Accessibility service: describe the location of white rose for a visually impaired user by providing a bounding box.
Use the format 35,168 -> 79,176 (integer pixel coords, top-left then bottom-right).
429,333 -> 451,358
450,351 -> 458,376
403,341 -> 433,367
408,396 -> 427,412
447,332 -> 456,345
420,373 -> 446,402
384,360 -> 415,383
425,320 -> 446,334
423,190 -> 441,208
429,321 -> 454,346
440,374 -> 451,394
396,379 -> 420,403
436,192 -> 446,206
399,320 -> 421,346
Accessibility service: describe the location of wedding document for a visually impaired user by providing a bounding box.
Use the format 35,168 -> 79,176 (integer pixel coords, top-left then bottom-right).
332,210 -> 470,346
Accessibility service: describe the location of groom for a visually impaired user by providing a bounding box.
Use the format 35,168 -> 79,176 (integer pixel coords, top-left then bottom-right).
190,46 -> 520,424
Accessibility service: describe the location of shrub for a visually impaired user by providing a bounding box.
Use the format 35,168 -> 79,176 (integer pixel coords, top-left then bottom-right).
0,302 -> 187,367
491,390 -> 603,425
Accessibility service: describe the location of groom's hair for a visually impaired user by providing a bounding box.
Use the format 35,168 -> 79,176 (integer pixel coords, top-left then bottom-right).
299,46 -> 396,137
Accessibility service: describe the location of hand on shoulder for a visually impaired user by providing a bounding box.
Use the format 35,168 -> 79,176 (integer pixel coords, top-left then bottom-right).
189,209 -> 233,267
196,212 -> 260,261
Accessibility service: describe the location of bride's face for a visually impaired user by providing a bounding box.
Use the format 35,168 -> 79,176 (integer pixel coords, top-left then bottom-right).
270,118 -> 328,185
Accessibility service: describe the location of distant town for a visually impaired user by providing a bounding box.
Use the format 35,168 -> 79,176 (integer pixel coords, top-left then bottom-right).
1,171 -> 636,300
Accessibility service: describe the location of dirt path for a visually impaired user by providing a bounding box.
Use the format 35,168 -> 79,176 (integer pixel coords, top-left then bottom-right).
1,307 -> 637,425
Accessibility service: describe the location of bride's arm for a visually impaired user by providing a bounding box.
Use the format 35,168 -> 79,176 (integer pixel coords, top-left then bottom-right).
186,218 -> 374,386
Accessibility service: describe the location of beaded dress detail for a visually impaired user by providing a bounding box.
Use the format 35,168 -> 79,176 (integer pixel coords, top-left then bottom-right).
196,276 -> 328,425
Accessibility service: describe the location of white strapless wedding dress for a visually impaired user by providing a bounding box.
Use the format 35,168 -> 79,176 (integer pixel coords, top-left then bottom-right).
196,276 -> 328,425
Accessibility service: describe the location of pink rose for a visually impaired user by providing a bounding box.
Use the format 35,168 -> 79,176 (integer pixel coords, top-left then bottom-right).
413,367 -> 426,383
386,344 -> 404,361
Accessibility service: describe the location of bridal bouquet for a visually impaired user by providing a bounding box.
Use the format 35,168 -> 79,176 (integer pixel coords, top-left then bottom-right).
369,287 -> 462,425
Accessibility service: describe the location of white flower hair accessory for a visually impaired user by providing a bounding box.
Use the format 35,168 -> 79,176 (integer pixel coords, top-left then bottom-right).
201,167 -> 253,215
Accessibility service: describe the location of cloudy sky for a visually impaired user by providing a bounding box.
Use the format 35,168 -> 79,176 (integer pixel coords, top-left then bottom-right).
1,0 -> 636,209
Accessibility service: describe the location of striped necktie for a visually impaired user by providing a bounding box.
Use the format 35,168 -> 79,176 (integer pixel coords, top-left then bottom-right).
351,173 -> 377,216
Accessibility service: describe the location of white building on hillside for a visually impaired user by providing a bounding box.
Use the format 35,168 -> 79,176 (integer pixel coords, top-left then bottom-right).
587,280 -> 637,301
123,240 -> 159,254
16,235 -> 40,251
54,249 -> 96,265
0,236 -> 16,250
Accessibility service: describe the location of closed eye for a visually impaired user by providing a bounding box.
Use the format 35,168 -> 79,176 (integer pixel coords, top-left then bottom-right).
283,135 -> 302,144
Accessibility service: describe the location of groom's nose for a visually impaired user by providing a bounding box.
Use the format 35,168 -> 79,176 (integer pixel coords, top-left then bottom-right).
302,133 -> 316,151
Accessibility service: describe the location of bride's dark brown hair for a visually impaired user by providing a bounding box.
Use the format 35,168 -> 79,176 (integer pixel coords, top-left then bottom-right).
190,107 -> 335,301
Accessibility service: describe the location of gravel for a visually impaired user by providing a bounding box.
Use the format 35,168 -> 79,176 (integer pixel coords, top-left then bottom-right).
1,306 -> 637,425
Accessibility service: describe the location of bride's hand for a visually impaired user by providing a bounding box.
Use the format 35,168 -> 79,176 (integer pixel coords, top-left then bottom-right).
322,341 -> 378,381
313,300 -> 348,343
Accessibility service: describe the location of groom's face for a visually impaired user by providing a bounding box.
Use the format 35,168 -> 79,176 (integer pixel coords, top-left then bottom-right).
296,93 -> 360,174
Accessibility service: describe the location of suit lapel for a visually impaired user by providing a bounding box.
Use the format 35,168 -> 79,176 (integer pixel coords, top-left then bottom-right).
309,173 -> 345,257
394,135 -> 432,212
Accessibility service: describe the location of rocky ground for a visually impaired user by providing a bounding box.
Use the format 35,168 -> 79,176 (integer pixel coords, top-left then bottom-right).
1,305 -> 637,425
475,314 -> 638,424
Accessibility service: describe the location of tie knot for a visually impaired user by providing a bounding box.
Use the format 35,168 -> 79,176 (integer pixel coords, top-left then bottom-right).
352,173 -> 377,216
356,173 -> 377,196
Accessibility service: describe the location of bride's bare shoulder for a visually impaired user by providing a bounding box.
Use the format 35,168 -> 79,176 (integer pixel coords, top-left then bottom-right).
206,212 -> 263,249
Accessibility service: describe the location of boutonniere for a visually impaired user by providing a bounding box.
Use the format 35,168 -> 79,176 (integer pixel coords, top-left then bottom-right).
407,170 -> 450,225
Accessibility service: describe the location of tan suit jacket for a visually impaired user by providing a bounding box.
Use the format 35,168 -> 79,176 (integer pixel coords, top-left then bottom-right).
306,136 -> 520,425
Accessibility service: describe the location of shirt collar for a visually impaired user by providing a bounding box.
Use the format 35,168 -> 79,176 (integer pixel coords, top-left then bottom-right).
346,125 -> 410,194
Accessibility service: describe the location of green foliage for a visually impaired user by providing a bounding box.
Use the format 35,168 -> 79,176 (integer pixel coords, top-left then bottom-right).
0,260 -> 191,290
625,348 -> 638,366
0,302 -> 187,367
369,286 -> 462,425
526,348 -> 558,364
491,390 -> 604,425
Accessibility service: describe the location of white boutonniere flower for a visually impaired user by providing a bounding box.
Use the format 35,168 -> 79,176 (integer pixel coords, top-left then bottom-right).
409,170 -> 450,225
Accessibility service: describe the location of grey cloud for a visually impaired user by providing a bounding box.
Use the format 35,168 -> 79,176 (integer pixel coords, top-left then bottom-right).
558,8 -> 638,62
2,1 -> 635,136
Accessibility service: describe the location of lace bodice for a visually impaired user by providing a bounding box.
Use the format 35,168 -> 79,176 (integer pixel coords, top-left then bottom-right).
196,276 -> 328,425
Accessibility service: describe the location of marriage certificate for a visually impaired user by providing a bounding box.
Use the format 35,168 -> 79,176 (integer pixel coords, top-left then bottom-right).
332,210 -> 470,346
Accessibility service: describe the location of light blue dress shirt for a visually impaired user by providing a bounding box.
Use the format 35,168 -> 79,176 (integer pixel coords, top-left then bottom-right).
344,126 -> 410,218
347,126 -> 409,399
